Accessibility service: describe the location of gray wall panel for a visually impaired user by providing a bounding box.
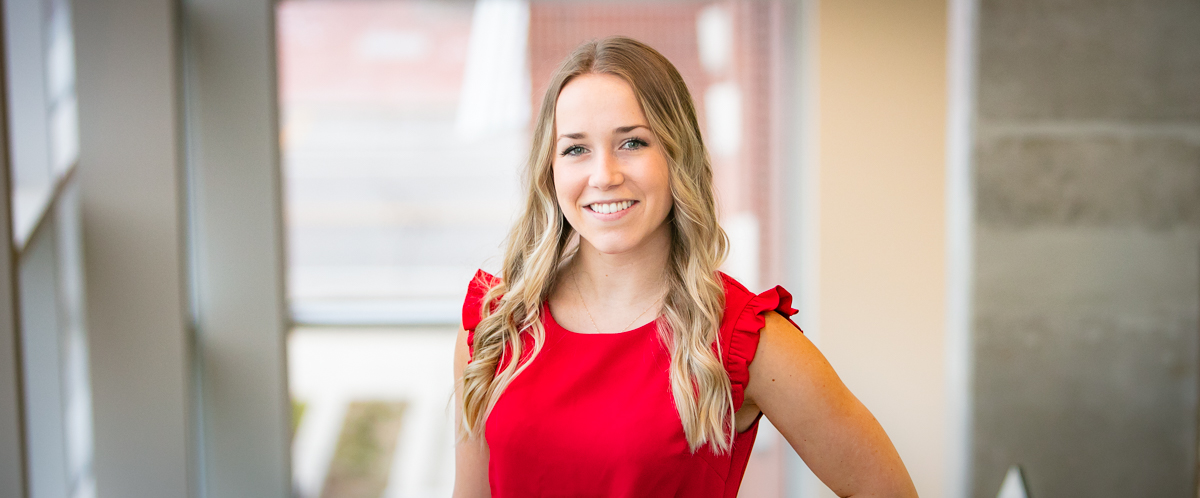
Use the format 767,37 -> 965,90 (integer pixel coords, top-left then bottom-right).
978,0 -> 1200,120
972,0 -> 1200,496
182,0 -> 291,495
976,133 -> 1200,229
73,0 -> 193,496
972,227 -> 1199,497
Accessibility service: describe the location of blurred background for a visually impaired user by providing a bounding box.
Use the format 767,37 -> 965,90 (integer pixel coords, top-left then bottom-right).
0,0 -> 1196,498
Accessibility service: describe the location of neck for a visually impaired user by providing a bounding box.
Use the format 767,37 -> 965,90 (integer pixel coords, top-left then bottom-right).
568,223 -> 671,308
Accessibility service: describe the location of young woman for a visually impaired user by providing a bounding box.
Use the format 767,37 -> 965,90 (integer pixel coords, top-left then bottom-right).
453,36 -> 917,497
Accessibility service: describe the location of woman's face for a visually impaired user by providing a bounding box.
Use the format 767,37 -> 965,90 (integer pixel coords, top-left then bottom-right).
552,73 -> 673,256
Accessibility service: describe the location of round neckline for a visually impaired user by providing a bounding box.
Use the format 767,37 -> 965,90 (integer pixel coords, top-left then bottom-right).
542,301 -> 658,336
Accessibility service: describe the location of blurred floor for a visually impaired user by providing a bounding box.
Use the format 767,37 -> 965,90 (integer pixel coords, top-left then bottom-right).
290,328 -> 458,498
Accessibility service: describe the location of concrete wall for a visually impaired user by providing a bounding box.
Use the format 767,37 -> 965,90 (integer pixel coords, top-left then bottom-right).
971,0 -> 1200,496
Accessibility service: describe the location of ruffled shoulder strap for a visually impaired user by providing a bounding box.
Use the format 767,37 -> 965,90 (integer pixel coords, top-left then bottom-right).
717,272 -> 801,411
462,269 -> 501,360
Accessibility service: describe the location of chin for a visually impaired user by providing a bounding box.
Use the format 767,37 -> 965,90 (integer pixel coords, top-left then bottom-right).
580,233 -> 642,255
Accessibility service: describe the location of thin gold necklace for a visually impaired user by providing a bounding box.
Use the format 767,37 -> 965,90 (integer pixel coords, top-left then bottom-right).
572,271 -> 663,334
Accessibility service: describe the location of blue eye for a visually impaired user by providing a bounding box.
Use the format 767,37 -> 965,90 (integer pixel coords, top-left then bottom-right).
560,145 -> 586,157
621,138 -> 649,150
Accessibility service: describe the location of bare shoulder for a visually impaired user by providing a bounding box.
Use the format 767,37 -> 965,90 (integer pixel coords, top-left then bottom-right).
744,310 -> 839,407
748,311 -> 827,380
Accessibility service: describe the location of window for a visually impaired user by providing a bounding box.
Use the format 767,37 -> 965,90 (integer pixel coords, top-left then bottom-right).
2,0 -> 92,496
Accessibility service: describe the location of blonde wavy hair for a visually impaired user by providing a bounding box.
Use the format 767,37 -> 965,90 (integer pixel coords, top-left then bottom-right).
459,36 -> 734,453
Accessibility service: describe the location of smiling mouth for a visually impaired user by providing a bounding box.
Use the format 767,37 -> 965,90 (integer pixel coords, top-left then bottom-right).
585,200 -> 636,214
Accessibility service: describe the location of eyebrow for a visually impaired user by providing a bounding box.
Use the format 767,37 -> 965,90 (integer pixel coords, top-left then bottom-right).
557,124 -> 650,141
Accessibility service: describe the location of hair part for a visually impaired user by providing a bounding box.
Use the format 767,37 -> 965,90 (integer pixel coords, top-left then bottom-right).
458,36 -> 733,453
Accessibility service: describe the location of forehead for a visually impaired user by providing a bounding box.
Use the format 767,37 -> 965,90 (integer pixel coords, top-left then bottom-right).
555,73 -> 646,133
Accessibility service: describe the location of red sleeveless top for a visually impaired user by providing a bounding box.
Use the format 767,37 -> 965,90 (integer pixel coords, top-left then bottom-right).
462,270 -> 800,497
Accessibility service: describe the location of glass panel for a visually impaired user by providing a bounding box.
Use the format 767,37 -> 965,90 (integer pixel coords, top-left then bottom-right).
55,181 -> 94,498
5,0 -> 92,494
16,182 -> 94,498
16,180 -> 93,498
278,1 -> 789,496
4,0 -> 54,246
44,0 -> 79,177
279,0 -> 520,324
18,215 -> 69,498
2,0 -> 80,247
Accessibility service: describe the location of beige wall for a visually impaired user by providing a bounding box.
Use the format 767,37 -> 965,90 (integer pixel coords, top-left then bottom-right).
811,1 -> 949,496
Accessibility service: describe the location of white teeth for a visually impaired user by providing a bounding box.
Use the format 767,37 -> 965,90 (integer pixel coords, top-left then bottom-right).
589,200 -> 633,214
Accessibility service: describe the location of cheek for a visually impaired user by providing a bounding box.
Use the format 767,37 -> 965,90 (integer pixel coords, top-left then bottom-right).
653,184 -> 674,220
551,164 -> 576,212
648,160 -> 672,209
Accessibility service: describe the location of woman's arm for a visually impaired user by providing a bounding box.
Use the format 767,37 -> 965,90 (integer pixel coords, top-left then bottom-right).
744,311 -> 918,498
452,327 -> 491,498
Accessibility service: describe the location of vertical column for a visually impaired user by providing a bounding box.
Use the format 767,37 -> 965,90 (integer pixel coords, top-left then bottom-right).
782,0 -> 821,496
945,0 -> 978,496
72,0 -> 193,496
182,0 -> 291,495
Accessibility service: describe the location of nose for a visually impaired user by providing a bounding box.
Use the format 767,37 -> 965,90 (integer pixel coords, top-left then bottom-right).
588,151 -> 623,190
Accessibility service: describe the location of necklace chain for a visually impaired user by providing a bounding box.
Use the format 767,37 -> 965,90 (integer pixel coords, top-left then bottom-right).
572,271 -> 663,334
